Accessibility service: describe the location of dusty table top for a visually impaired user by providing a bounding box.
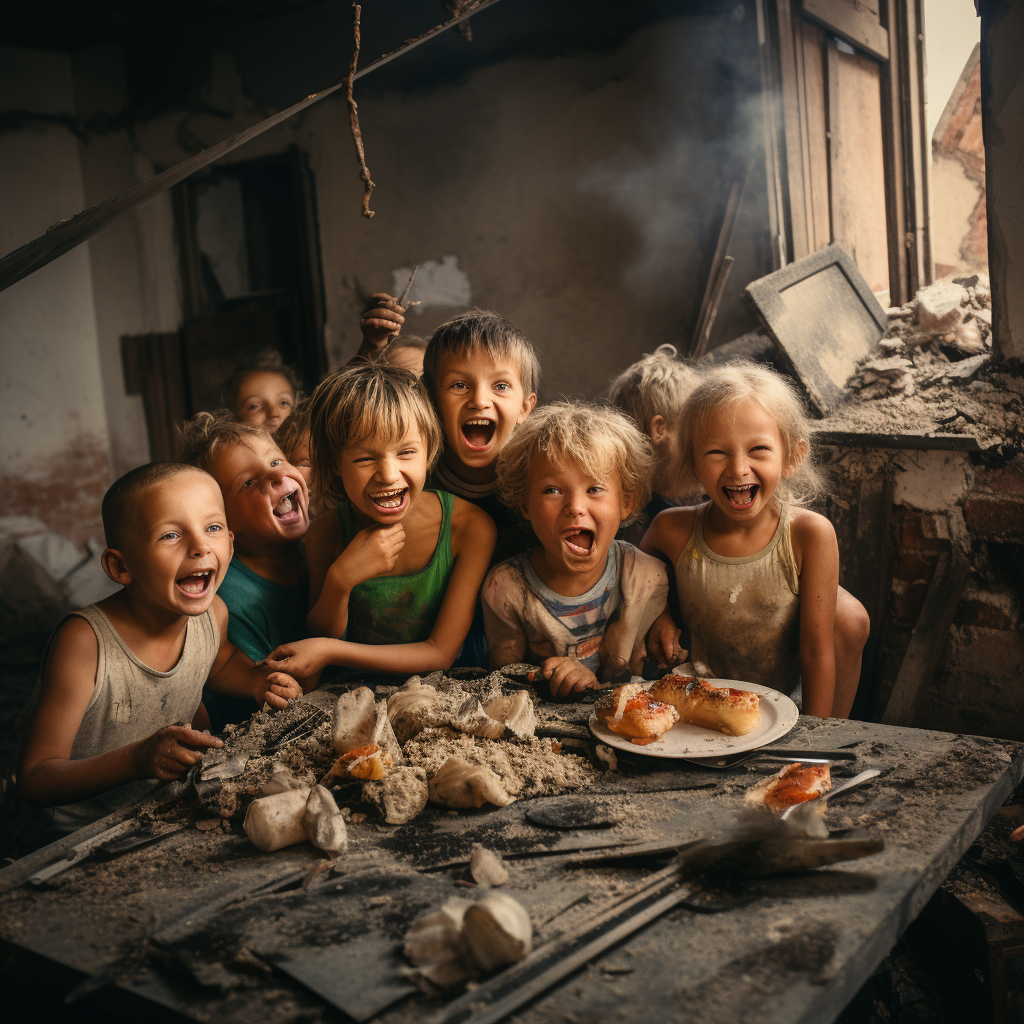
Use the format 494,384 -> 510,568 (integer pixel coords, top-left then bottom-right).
2,712 -> 1020,1024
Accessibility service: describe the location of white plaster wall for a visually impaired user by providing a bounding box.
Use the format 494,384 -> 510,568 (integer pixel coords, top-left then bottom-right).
893,451 -> 974,511
930,154 -> 983,274
0,48 -> 112,484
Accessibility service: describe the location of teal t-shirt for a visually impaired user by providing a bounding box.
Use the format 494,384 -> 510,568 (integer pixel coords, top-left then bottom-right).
204,558 -> 309,731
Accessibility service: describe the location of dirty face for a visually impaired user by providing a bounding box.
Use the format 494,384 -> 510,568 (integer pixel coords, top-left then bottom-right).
692,398 -> 793,525
434,352 -> 536,479
208,434 -> 309,546
338,427 -> 429,526
235,371 -> 296,433
520,450 -> 631,588
116,472 -> 233,616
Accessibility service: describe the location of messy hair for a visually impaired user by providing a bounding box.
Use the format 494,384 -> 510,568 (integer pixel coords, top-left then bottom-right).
101,462 -> 211,550
221,349 -> 302,411
178,410 -> 277,475
678,362 -> 822,506
384,334 -> 428,355
308,363 -> 443,508
274,396 -> 311,463
606,344 -> 700,434
496,402 -> 656,525
422,310 -> 540,400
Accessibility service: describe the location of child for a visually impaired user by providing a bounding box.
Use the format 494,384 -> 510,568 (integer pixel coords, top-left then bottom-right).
263,364 -> 496,682
383,334 -> 428,377
274,396 -> 315,496
607,345 -> 701,537
641,363 -> 842,717
612,350 -> 869,717
14,463 -> 301,835
223,349 -> 301,434
180,414 -> 314,730
482,402 -> 669,697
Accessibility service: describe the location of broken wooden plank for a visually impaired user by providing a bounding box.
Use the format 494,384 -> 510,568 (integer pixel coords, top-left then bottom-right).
881,551 -> 971,727
813,431 -> 984,452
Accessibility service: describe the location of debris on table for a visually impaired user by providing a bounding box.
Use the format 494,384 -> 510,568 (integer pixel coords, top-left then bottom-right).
469,844 -> 509,887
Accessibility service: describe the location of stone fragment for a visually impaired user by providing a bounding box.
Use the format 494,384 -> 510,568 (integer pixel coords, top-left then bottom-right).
244,788 -> 310,851
363,766 -> 429,824
916,280 -> 968,335
470,845 -> 510,887
332,687 -> 377,754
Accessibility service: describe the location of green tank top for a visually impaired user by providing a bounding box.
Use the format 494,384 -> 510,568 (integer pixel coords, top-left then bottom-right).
334,490 -> 456,645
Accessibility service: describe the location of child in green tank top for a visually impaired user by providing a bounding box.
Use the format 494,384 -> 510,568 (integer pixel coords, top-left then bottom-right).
264,364 -> 496,682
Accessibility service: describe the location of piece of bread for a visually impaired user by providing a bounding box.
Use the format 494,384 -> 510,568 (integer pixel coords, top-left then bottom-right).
648,674 -> 760,737
595,683 -> 679,745
744,763 -> 831,810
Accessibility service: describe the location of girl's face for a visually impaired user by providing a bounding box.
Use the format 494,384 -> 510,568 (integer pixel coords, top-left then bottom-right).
520,450 -> 631,583
236,371 -> 296,433
692,398 -> 795,525
338,427 -> 429,525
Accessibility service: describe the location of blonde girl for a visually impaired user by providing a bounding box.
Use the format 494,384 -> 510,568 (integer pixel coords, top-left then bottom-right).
264,364 -> 496,680
641,363 -> 841,717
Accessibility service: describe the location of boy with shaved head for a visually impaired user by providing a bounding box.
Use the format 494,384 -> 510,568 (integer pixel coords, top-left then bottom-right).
14,463 -> 300,837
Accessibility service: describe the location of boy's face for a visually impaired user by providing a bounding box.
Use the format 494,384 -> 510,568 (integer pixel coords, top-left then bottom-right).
236,371 -> 296,433
434,352 -> 536,476
111,472 -> 233,616
520,451 -> 631,583
338,427 -> 429,526
209,435 -> 310,547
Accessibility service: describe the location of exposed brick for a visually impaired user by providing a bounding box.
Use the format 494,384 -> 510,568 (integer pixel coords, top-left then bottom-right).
893,553 -> 939,585
901,516 -> 951,552
963,495 -> 1024,539
975,458 -> 1024,498
957,599 -> 1015,631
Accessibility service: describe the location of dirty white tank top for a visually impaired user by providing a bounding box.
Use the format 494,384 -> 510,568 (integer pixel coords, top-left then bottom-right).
21,603 -> 219,833
674,502 -> 801,693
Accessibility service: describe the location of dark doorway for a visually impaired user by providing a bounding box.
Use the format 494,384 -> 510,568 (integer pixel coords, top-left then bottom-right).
173,145 -> 326,413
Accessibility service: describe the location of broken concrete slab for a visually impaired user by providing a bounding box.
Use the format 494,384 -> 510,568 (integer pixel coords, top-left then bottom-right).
916,279 -> 969,335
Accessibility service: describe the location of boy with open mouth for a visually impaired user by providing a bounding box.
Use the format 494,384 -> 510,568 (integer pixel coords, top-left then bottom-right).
482,402 -> 670,697
14,464 -> 301,843
180,413 -> 315,730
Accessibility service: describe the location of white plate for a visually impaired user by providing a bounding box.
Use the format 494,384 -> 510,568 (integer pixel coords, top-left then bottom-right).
588,679 -> 798,759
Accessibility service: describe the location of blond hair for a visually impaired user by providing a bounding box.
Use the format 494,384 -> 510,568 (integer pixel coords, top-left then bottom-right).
422,310 -> 540,400
178,410 -> 276,474
496,402 -> 656,524
606,344 -> 699,434
678,362 -> 822,506
308,363 -> 443,508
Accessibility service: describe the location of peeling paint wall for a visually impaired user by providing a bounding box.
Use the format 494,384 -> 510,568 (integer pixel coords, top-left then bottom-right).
0,47 -> 114,547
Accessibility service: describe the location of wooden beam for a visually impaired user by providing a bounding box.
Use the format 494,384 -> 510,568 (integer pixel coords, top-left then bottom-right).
881,551 -> 970,727
801,0 -> 890,61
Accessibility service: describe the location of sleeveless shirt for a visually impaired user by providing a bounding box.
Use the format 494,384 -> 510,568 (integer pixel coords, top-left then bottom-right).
675,502 -> 801,693
15,603 -> 220,833
333,490 -> 455,645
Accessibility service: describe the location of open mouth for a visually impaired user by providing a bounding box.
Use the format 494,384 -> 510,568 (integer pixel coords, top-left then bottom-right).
562,528 -> 595,556
177,569 -> 214,596
369,487 -> 407,512
273,491 -> 301,522
461,419 -> 496,450
724,484 -> 759,509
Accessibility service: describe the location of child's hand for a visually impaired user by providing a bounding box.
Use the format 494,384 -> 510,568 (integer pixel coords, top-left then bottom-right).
133,725 -> 223,781
332,523 -> 406,586
258,671 -> 303,709
264,638 -> 335,679
646,610 -> 688,668
536,657 -> 599,698
360,293 -> 406,354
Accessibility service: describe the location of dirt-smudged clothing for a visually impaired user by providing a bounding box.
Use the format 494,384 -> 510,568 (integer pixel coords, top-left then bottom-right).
675,502 -> 800,692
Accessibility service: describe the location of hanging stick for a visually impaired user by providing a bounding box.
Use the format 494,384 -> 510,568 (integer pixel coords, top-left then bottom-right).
346,4 -> 375,218
398,264 -> 420,306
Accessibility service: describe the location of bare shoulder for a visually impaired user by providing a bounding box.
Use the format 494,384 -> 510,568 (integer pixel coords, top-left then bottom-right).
641,505 -> 699,561
305,507 -> 344,554
40,614 -> 99,694
210,595 -> 230,642
450,495 -> 498,545
789,506 -> 837,548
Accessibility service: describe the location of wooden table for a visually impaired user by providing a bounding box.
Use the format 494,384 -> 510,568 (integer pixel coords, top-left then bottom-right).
2,713 -> 1021,1024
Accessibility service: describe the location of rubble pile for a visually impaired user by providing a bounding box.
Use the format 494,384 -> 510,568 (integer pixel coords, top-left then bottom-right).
847,275 -> 992,399
828,273 -> 1024,451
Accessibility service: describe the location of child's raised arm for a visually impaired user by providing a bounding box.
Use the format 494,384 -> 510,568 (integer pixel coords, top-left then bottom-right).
305,512 -> 407,639
790,509 -> 839,718
205,596 -> 304,707
266,501 -> 496,677
17,618 -> 223,807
